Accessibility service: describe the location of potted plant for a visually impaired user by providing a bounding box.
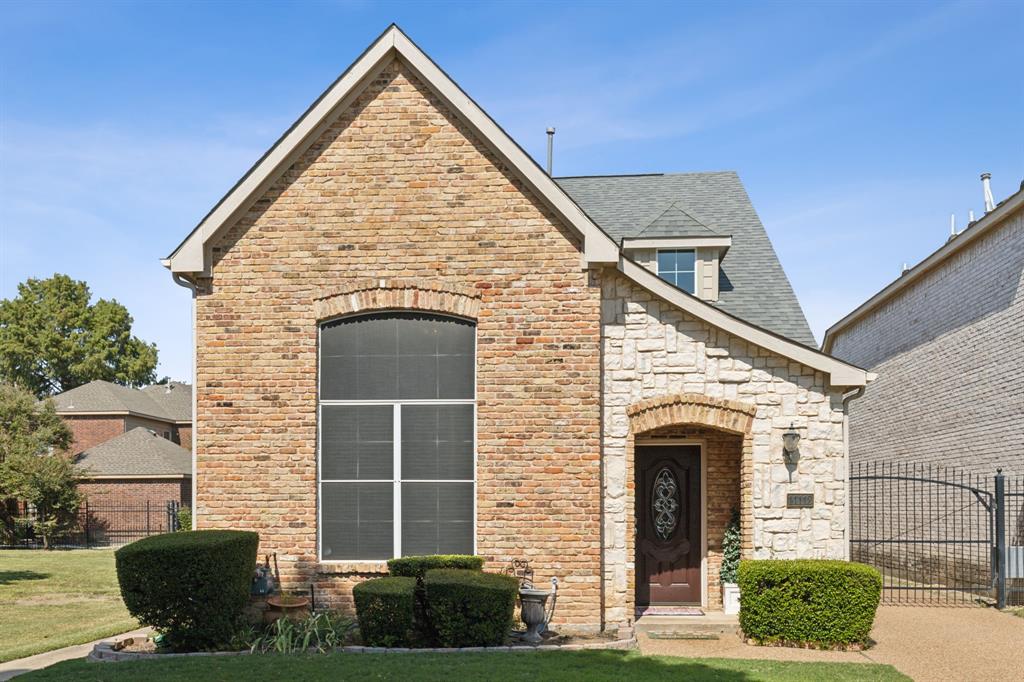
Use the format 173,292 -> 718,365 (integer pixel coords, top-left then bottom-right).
720,509 -> 741,615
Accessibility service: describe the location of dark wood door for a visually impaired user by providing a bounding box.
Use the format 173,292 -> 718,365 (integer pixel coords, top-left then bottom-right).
636,445 -> 701,605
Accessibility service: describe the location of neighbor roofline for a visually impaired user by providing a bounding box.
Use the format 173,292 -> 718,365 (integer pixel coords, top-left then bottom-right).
55,409 -> 190,425
617,256 -> 871,387
822,185 -> 1024,353
164,23 -> 621,275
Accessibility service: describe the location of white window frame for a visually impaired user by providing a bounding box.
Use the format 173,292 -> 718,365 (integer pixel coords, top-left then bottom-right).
655,249 -> 697,294
316,312 -> 477,563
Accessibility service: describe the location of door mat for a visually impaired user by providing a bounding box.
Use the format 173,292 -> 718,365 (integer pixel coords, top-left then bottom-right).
635,606 -> 705,617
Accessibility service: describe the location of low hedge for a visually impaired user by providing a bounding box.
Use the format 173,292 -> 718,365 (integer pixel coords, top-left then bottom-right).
423,568 -> 518,647
352,576 -> 417,647
738,559 -> 882,647
387,555 -> 484,580
115,530 -> 259,651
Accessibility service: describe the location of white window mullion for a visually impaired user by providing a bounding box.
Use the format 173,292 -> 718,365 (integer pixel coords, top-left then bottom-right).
393,402 -> 402,559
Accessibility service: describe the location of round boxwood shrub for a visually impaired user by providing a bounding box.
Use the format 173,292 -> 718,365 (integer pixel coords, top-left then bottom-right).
387,554 -> 484,580
738,559 -> 882,647
352,576 -> 417,647
115,530 -> 258,651
423,568 -> 518,647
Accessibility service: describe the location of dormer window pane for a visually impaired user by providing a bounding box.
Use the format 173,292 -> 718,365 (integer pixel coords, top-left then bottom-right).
657,249 -> 696,294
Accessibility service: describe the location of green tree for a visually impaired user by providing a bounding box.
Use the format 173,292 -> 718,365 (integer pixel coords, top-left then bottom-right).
0,274 -> 158,397
0,382 -> 81,548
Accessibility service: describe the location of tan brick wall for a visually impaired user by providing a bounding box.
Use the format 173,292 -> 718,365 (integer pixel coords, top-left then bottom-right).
64,415 -> 125,454
194,58 -> 603,629
830,208 -> 1024,475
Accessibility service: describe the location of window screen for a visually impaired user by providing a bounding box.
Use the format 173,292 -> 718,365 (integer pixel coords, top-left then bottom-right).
319,312 -> 475,561
657,250 -> 696,294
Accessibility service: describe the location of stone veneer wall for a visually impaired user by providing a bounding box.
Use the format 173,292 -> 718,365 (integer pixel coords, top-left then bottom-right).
193,57 -> 603,630
601,272 -> 849,626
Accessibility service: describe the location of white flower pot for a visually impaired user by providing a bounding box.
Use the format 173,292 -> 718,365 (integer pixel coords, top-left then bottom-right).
722,582 -> 741,615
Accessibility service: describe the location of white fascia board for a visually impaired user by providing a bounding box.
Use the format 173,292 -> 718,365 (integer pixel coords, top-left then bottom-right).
617,257 -> 869,387
166,25 -> 620,275
622,236 -> 732,251
823,188 -> 1024,352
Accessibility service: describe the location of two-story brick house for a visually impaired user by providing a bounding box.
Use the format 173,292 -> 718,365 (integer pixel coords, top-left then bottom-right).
163,26 -> 871,632
52,380 -> 193,507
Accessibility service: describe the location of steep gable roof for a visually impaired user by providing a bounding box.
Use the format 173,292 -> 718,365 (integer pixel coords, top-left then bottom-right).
164,25 -> 867,388
76,427 -> 191,478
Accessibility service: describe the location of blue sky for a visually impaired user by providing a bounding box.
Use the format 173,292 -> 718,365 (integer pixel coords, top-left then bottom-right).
1,0 -> 1022,381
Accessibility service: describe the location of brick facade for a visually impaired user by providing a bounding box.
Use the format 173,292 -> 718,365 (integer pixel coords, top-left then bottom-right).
193,58 -> 603,629
188,55 -> 855,630
78,478 -> 190,508
829,207 -> 1023,475
66,415 -> 124,454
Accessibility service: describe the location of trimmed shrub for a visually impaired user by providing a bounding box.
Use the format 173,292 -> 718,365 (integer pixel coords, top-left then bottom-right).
738,559 -> 882,647
115,530 -> 258,651
175,505 -> 192,532
423,569 -> 518,647
352,576 -> 417,647
387,554 -> 484,580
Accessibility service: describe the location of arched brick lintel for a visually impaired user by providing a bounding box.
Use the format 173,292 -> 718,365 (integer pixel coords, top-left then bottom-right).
314,279 -> 482,321
627,394 -> 756,436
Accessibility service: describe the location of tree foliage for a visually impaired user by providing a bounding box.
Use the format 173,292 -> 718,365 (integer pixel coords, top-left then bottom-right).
0,382 -> 82,548
0,274 -> 158,398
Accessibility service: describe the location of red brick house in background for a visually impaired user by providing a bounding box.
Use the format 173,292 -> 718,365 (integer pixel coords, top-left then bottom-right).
51,380 -> 192,509
162,26 -> 872,632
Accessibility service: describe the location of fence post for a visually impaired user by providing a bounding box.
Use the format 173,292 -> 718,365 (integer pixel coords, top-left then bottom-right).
146,500 -> 151,537
995,469 -> 1006,609
84,500 -> 91,548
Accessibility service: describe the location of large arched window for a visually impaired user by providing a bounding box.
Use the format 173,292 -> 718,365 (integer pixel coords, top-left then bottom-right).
318,312 -> 475,561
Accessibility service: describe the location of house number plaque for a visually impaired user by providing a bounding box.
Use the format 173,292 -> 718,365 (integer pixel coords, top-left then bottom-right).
786,493 -> 814,509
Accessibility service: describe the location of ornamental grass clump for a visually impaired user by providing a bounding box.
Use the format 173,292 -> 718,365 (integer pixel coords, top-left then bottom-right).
738,559 -> 882,648
115,530 -> 258,651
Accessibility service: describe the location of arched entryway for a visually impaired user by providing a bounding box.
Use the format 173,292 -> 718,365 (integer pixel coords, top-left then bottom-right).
626,394 -> 755,613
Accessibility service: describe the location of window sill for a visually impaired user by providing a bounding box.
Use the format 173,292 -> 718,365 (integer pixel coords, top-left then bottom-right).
316,561 -> 389,575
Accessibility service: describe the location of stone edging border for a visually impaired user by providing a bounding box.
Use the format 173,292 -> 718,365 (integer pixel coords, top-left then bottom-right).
90,634 -> 637,662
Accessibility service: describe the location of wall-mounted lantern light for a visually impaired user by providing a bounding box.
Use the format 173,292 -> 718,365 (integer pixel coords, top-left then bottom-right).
782,423 -> 801,465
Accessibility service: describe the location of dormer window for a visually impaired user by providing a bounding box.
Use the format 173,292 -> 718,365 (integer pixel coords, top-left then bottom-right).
656,249 -> 696,294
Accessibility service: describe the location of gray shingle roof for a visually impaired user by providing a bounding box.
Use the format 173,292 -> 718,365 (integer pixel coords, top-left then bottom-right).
636,202 -> 724,239
76,427 -> 191,477
52,380 -> 191,423
556,172 -> 815,345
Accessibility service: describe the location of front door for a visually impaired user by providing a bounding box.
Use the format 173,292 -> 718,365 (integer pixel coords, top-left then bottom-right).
636,445 -> 701,606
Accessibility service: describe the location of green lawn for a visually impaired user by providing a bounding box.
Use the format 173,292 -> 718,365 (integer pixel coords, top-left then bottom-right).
0,549 -> 138,663
22,651 -> 908,681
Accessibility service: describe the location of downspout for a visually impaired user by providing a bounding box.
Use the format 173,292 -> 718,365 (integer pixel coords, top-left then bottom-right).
841,385 -> 867,561
171,272 -> 199,529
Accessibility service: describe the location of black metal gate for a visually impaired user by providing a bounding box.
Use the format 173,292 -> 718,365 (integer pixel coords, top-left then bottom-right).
851,462 -> 1020,606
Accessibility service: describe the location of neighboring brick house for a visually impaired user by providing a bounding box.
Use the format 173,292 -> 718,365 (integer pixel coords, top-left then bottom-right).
51,380 -> 193,508
824,182 -> 1023,476
162,26 -> 870,631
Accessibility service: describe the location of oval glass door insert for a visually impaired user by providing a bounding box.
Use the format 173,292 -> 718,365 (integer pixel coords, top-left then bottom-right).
652,467 -> 680,540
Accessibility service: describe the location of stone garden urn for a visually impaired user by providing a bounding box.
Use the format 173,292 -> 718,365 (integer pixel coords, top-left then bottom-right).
518,587 -> 552,644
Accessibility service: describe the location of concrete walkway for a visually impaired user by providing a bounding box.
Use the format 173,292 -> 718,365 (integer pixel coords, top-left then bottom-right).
639,606 -> 1024,681
0,629 -> 149,681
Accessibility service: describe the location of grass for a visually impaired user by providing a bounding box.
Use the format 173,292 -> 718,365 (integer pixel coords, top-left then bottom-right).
0,549 -> 138,663
21,650 -> 909,681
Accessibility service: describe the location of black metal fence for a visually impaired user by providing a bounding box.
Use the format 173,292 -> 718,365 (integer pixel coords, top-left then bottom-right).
1,500 -> 183,549
851,462 -> 1021,607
